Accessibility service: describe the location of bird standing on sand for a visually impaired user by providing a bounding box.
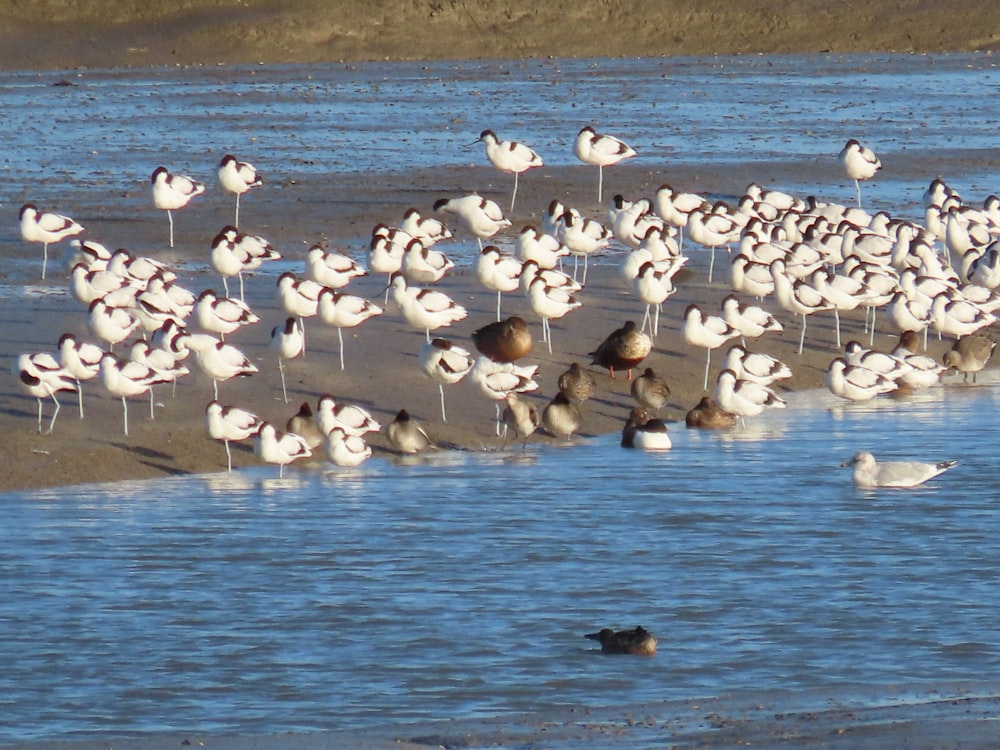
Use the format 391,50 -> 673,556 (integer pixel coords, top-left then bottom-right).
943,333 -> 996,383
419,337 -> 475,422
218,154 -> 262,228
589,321 -> 652,380
151,166 -> 205,248
286,401 -> 324,449
839,138 -> 881,208
254,422 -> 311,478
557,362 -> 597,404
20,203 -> 84,280
585,626 -> 657,656
501,392 -> 540,448
205,400 -> 264,472
573,125 -> 636,204
541,391 -> 581,441
842,451 -> 957,489
14,352 -> 77,434
434,194 -> 511,249
630,367 -> 671,411
476,129 -> 544,212
471,315 -> 533,363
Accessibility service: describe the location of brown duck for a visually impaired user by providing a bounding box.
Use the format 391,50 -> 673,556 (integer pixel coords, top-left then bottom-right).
557,361 -> 597,403
685,395 -> 737,429
630,367 -> 670,411
589,321 -> 651,380
585,625 -> 657,656
471,315 -> 533,363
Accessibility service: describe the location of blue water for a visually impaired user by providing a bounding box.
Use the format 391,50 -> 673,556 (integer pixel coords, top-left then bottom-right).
1,383 -> 998,743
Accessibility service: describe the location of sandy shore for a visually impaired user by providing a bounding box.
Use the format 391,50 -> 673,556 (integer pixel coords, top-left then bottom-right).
3,154 -> 972,494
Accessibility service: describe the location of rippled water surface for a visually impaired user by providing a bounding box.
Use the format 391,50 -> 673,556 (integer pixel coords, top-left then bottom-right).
2,384 -> 999,742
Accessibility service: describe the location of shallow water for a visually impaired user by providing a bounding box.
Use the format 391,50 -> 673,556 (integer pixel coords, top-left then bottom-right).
1,383 -> 998,742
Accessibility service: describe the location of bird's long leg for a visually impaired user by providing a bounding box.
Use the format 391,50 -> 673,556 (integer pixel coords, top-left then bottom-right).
438,383 -> 447,422
167,210 -> 175,248
337,328 -> 346,371
510,172 -> 519,214
278,358 -> 288,403
703,348 -> 712,391
798,314 -> 807,355
122,396 -> 129,437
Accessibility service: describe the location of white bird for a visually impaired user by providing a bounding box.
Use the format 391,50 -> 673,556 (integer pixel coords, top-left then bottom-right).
218,154 -> 262,228
324,427 -> 372,468
469,356 -> 540,435
633,261 -> 676,337
276,272 -> 324,352
653,183 -> 705,250
128,339 -> 191,397
151,166 -> 205,248
401,240 -> 454,284
476,129 -> 544,212
14,352 -> 77,434
721,294 -> 783,341
20,203 -> 84,280
573,125 -> 636,203
304,244 -> 367,289
315,393 -> 381,438
69,263 -> 137,307
476,245 -> 523,321
98,352 -> 169,436
528,275 -> 582,353
770,259 -> 836,355
57,332 -> 103,418
825,357 -> 897,402
721,344 -> 792,386
254,422 -> 312,478
715,368 -> 786,425
842,451 -> 957,489
399,208 -> 452,246
87,298 -> 139,350
890,330 -> 948,390
367,225 -> 411,276
270,317 -> 304,403
843,341 -> 911,382
317,288 -> 383,370
210,226 -> 281,301
63,238 -> 112,273
557,210 -> 611,285
194,289 -> 260,339
205,400 -> 264,472
839,139 -> 881,208
730,253 -> 776,299
620,408 -> 672,451
419,337 -> 474,422
390,273 -> 467,340
518,260 -> 582,297
687,204 -> 741,283
930,292 -> 996,338
180,334 -> 259,399
433,194 -> 511,249
515,225 -> 569,270
684,303 -> 742,390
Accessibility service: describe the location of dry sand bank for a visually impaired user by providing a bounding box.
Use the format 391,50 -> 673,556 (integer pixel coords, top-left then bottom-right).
0,0 -> 998,72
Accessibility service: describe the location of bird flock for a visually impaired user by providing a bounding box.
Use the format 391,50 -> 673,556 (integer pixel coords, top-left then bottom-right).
13,129 -> 988,484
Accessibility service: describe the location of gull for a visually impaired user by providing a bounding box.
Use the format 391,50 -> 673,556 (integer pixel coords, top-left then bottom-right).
943,333 -> 996,383
14,352 -> 77,434
151,166 -> 205,248
589,321 -> 651,380
721,344 -> 792,386
842,451 -> 957,489
218,154 -> 262,228
433,194 -> 511,249
476,129 -> 544,212
98,352 -> 170,436
194,289 -> 260,339
839,138 -> 881,208
683,303 -> 742,390
630,367 -> 671,411
721,294 -> 782,342
501,392 -> 539,448
475,245 -> 523,321
57,332 -> 103,418
620,407 -> 672,451
254,422 -> 311,478
634,261 -> 677,337
315,394 -> 381,438
573,125 -> 636,203
19,203 -> 84,280
419,337 -> 474,422
541,391 -> 582,441
399,208 -> 452,247
715,368 -> 786,426
205,400 -> 264,472
304,244 -> 367,289
390,273 -> 468,341
515,226 -> 569,270
317,288 -> 383,370
324,427 -> 372,468
385,409 -> 432,455
270,317 -> 304,403
825,357 -> 897,402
